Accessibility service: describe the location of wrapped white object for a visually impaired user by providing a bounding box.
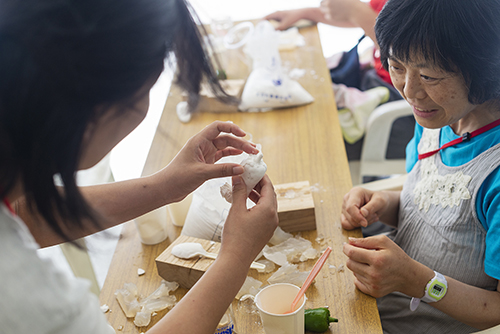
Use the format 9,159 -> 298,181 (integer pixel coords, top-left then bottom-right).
239,21 -> 314,111
240,152 -> 267,196
181,148 -> 261,241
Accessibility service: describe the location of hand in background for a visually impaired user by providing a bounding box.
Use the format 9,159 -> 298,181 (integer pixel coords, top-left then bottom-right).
341,187 -> 391,229
343,235 -> 428,298
264,9 -> 307,30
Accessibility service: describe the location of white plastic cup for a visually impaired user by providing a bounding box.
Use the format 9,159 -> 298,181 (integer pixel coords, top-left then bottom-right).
167,193 -> 193,227
255,283 -> 306,334
134,206 -> 168,245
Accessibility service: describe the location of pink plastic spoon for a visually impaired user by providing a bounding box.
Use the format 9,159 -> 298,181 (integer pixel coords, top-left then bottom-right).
286,246 -> 332,314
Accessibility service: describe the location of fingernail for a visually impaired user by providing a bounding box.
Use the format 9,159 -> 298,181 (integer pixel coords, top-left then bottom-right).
233,166 -> 244,175
349,237 -> 359,242
360,208 -> 369,217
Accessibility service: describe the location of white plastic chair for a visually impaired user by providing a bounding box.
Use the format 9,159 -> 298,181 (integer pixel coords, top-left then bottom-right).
351,99 -> 413,185
472,324 -> 500,333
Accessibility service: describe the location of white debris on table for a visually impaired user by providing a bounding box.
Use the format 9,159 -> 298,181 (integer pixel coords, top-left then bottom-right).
255,259 -> 276,273
263,236 -> 318,266
267,263 -> 311,286
115,280 -> 179,327
236,276 -> 263,300
137,268 -> 145,276
268,226 -> 293,246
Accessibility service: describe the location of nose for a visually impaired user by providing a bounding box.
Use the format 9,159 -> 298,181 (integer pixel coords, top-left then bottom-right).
402,73 -> 426,101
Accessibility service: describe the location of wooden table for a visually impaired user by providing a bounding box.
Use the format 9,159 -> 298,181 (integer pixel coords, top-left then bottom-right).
99,23 -> 382,333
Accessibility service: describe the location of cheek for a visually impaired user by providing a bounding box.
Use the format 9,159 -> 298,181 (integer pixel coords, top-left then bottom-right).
390,76 -> 405,94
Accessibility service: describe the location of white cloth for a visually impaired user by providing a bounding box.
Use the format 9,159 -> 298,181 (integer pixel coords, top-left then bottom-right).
0,204 -> 115,334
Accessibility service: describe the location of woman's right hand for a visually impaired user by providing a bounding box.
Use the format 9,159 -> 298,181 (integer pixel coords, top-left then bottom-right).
219,174 -> 278,266
341,187 -> 391,230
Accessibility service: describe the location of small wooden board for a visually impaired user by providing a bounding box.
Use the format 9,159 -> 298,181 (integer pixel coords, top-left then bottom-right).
276,181 -> 316,232
155,235 -> 221,289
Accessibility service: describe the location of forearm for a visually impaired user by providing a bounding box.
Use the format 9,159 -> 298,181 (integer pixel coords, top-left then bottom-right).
348,1 -> 378,46
432,278 -> 500,329
300,7 -> 357,28
17,170 -> 176,247
404,263 -> 500,329
377,191 -> 401,228
148,254 -> 249,334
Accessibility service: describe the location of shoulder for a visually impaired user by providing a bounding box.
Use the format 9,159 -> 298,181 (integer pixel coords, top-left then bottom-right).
0,209 -> 110,333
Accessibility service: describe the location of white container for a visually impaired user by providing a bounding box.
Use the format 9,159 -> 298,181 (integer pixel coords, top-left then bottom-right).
134,206 -> 168,245
167,193 -> 193,227
254,283 -> 306,334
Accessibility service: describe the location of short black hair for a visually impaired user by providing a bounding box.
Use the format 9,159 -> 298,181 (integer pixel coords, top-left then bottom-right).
0,0 -> 228,241
375,0 -> 500,104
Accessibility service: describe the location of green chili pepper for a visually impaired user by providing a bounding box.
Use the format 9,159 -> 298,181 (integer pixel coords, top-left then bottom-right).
304,307 -> 338,332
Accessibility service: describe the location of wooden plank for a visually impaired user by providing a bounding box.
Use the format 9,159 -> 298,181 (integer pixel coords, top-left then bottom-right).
100,23 -> 383,334
155,236 -> 221,289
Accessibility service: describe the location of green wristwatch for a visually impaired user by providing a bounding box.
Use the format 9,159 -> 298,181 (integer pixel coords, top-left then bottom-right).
410,271 -> 448,311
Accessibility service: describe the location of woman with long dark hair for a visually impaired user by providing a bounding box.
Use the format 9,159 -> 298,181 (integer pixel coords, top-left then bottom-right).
0,0 -> 278,333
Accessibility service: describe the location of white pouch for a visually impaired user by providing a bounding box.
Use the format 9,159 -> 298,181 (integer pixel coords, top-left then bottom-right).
181,151 -> 257,241
238,21 -> 314,112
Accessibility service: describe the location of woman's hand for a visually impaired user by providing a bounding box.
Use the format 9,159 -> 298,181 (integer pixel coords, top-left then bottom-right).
264,9 -> 308,30
343,235 -> 433,298
220,174 -> 278,266
159,121 -> 259,203
341,187 -> 392,229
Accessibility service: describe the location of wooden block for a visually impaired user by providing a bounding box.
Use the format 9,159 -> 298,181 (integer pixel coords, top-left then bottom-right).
276,181 -> 316,232
155,235 -> 221,289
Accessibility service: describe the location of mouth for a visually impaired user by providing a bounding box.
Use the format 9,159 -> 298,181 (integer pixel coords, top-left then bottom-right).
411,105 -> 438,118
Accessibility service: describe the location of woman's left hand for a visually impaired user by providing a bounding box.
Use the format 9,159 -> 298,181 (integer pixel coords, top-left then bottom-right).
159,121 -> 259,203
343,235 -> 426,298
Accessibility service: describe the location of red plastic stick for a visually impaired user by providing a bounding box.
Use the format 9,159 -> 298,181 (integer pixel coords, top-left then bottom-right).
287,246 -> 332,313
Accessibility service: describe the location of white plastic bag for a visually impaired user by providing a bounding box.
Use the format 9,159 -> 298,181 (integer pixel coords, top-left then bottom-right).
181,151 -> 257,241
238,21 -> 314,111
180,176 -> 231,242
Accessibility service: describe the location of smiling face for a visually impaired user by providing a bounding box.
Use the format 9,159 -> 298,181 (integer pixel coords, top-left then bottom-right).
388,54 -> 481,133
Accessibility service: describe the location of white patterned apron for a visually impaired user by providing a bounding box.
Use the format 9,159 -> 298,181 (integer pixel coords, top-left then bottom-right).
377,128 -> 499,334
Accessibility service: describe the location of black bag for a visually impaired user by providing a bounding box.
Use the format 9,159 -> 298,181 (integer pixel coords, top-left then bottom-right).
330,35 -> 366,89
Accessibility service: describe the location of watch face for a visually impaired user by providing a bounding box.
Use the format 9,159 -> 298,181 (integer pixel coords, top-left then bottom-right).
429,282 -> 447,299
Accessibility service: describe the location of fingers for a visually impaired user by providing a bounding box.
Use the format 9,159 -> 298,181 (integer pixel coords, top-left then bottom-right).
230,175 -> 248,211
212,135 -> 258,157
254,175 -> 276,201
202,121 -> 246,139
264,11 -> 282,20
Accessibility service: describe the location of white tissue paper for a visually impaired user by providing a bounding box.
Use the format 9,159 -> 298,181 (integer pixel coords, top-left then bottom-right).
181,148 -> 261,241
238,21 -> 314,111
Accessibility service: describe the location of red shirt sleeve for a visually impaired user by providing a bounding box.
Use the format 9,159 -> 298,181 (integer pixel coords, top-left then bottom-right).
370,0 -> 387,13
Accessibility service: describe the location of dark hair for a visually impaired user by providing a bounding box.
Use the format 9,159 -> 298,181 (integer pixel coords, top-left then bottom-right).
375,0 -> 500,104
0,0 -> 228,241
